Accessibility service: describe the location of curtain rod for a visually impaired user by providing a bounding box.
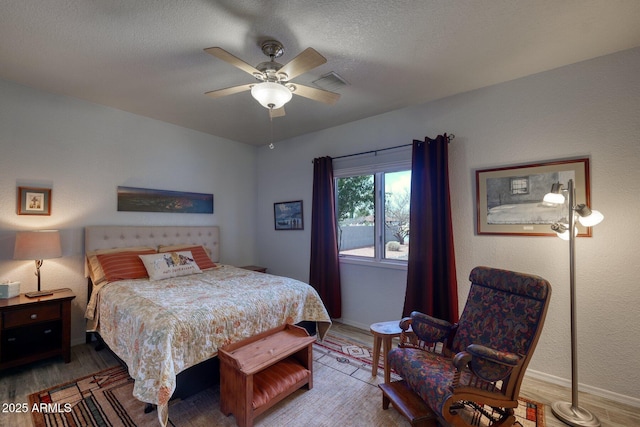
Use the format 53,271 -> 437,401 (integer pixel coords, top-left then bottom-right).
328,133 -> 454,161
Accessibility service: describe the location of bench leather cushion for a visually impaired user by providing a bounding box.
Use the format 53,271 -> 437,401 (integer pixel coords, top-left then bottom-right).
252,357 -> 310,409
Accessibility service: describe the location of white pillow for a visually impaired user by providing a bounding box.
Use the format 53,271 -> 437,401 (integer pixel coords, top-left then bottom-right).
139,251 -> 202,281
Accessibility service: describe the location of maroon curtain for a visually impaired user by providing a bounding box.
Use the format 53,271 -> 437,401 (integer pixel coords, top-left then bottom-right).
309,156 -> 342,318
402,135 -> 458,323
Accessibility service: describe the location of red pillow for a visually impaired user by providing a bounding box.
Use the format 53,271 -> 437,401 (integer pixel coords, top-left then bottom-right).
97,249 -> 157,282
159,245 -> 216,270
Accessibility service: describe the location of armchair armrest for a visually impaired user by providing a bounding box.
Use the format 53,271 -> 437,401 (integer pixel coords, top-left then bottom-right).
409,311 -> 454,344
452,344 -> 522,383
398,316 -> 412,331
397,317 -> 415,348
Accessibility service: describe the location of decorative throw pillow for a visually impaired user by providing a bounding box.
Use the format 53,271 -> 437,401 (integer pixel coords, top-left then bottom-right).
87,246 -> 156,285
139,251 -> 202,281
96,249 -> 157,283
158,245 -> 216,270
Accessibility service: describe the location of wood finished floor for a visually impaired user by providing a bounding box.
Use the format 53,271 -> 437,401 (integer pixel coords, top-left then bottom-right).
1,322 -> 638,427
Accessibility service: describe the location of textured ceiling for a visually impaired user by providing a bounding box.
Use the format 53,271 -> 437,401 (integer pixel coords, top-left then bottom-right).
2,1 -> 640,146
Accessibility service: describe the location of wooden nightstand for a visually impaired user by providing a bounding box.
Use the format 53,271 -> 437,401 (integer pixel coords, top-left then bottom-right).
239,265 -> 267,273
0,289 -> 75,370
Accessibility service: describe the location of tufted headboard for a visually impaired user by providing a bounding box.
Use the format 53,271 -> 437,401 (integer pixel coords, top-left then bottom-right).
85,225 -> 220,269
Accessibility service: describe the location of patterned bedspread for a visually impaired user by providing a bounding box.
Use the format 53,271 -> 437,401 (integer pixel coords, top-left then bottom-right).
94,265 -> 331,411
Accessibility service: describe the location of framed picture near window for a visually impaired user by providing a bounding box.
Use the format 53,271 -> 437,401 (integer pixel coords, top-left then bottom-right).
476,158 -> 591,236
274,200 -> 304,230
17,186 -> 52,216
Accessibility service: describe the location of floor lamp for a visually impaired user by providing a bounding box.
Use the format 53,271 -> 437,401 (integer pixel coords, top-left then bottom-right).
544,179 -> 603,427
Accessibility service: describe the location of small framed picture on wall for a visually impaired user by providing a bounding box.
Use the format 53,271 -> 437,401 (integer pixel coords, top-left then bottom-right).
17,187 -> 51,216
274,200 -> 304,230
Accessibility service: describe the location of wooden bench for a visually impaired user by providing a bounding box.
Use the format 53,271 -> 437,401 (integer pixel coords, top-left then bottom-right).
218,324 -> 316,427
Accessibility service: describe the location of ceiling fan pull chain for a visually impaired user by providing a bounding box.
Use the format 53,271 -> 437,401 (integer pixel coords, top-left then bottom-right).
269,113 -> 275,150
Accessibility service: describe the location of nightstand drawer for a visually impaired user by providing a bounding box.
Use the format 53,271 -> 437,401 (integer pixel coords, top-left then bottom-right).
1,321 -> 62,363
3,303 -> 61,328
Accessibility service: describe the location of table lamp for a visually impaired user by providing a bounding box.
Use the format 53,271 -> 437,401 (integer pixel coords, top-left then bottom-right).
14,230 -> 62,298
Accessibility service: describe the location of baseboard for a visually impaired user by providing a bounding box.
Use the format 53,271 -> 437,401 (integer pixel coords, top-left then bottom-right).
525,369 -> 640,409
72,337 -> 87,347
335,317 -> 370,331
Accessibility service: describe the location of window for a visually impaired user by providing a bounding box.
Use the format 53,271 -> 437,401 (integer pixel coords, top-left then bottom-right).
335,163 -> 411,266
510,177 -> 529,195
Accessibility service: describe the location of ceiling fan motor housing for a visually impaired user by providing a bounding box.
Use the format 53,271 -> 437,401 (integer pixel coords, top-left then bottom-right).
255,61 -> 286,82
255,40 -> 289,81
261,40 -> 285,59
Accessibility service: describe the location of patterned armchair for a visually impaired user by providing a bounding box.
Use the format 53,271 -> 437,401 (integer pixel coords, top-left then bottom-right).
380,266 -> 551,427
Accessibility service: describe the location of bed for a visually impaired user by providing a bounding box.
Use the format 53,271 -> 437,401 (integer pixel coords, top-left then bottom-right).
83,225 -> 331,426
486,201 -> 564,224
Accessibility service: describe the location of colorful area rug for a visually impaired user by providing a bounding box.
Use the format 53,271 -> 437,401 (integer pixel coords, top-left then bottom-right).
29,330 -> 544,427
313,330 -> 403,381
29,365 -> 140,427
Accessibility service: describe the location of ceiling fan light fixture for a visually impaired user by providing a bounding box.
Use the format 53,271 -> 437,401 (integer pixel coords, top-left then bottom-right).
251,82 -> 292,109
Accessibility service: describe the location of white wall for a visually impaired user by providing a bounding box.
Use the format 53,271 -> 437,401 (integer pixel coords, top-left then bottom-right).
256,47 -> 640,404
0,79 -> 258,346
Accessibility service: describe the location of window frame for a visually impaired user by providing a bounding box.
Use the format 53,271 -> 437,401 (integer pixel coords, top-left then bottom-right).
510,177 -> 529,195
333,159 -> 411,270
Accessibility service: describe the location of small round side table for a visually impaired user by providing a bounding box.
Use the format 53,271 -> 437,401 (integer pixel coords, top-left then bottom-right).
370,320 -> 411,383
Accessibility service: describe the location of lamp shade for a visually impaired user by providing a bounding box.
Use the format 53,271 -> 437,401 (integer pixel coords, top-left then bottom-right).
14,230 -> 62,260
575,204 -> 604,227
251,82 -> 292,109
543,183 -> 565,204
578,210 -> 604,227
551,223 -> 577,240
543,192 -> 565,204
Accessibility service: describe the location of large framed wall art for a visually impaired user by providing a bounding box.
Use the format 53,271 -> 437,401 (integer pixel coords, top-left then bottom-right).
476,158 -> 591,236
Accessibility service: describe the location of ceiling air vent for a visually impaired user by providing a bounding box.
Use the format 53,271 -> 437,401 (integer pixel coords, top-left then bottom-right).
312,71 -> 349,92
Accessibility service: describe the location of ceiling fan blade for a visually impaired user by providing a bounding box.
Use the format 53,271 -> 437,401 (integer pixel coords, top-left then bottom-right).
278,48 -> 327,80
204,47 -> 261,76
269,107 -> 286,119
205,83 -> 253,98
290,84 -> 340,105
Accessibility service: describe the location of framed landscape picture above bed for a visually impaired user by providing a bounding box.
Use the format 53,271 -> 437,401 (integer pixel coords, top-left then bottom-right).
117,186 -> 213,214
476,158 -> 591,236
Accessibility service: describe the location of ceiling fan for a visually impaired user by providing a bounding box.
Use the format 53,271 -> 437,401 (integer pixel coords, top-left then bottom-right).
204,40 -> 340,118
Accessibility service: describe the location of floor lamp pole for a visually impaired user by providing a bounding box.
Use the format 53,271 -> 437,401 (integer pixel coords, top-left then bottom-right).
551,179 -> 600,427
